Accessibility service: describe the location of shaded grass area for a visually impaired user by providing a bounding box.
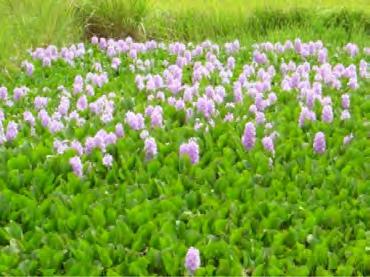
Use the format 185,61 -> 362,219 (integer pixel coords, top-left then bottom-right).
0,0 -> 369,72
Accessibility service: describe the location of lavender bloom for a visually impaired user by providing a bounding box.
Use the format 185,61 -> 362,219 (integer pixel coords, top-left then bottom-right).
233,82 -> 243,103
242,122 -> 256,150
249,104 -> 257,114
268,92 -> 277,105
0,123 -> 4,145
23,111 -> 35,126
102,154 -> 113,168
71,140 -> 84,156
255,112 -> 266,125
344,43 -> 359,57
305,90 -> 316,108
227,56 -> 235,70
253,51 -> 267,64
168,96 -> 176,106
34,96 -> 48,110
255,93 -> 266,111
111,57 -> 121,70
359,60 -> 367,78
86,84 -> 94,96
341,94 -> 350,109
313,132 -> 326,154
318,49 -> 327,64
0,86 -> 8,100
125,111 -> 145,130
144,137 -> 158,160
185,247 -> 201,274
262,136 -> 275,154
115,123 -> 124,137
5,121 -> 18,141
214,86 -> 225,103
340,110 -> 351,120
77,95 -> 88,111
73,76 -> 84,94
343,133 -> 354,145
196,96 -> 215,119
99,38 -> 107,49
224,112 -> 234,122
91,36 -> 99,44
150,107 -> 163,128
13,87 -> 27,101
58,96 -> 70,115
22,61 -> 34,76
321,105 -> 333,123
140,130 -> 149,140
48,120 -> 64,134
175,99 -> 185,110
298,107 -> 316,127
38,109 -> 50,127
42,57 -> 51,67
348,78 -> 358,90
105,132 -> 117,145
70,156 -> 83,177
179,138 -> 200,164
54,139 -> 68,154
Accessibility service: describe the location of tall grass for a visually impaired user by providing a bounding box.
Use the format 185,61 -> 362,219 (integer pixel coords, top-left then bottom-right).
0,0 -> 81,73
0,0 -> 369,72
156,0 -> 370,14
146,7 -> 369,43
75,0 -> 150,40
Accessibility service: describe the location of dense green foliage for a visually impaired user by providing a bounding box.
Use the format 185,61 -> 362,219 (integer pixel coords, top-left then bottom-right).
0,38 -> 369,275
0,0 -> 369,275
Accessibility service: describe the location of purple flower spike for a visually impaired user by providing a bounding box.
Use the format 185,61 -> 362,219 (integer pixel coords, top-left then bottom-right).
69,156 -> 83,177
341,94 -> 350,109
180,138 -> 200,164
321,105 -> 333,123
185,247 -> 201,274
144,137 -> 157,160
242,122 -> 256,150
5,121 -> 18,141
262,136 -> 275,154
343,133 -> 354,145
115,123 -> 124,138
102,154 -> 113,168
313,132 -> 326,154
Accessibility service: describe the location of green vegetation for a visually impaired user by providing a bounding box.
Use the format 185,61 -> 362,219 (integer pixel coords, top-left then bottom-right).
0,37 -> 369,275
0,0 -> 369,275
0,0 -> 80,72
0,0 -> 369,70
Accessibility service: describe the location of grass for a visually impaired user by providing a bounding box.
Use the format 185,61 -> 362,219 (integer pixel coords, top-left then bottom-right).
147,8 -> 369,42
76,0 -> 149,40
0,0 -> 81,73
0,0 -> 369,73
156,0 -> 370,14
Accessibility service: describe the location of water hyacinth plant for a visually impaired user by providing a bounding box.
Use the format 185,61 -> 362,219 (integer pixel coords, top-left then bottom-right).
0,36 -> 368,275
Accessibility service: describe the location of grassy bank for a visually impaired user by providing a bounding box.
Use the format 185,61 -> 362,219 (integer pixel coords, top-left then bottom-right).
0,0 -> 369,71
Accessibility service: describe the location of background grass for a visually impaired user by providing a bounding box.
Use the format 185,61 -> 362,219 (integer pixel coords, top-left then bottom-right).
0,0 -> 80,73
0,0 -> 369,72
